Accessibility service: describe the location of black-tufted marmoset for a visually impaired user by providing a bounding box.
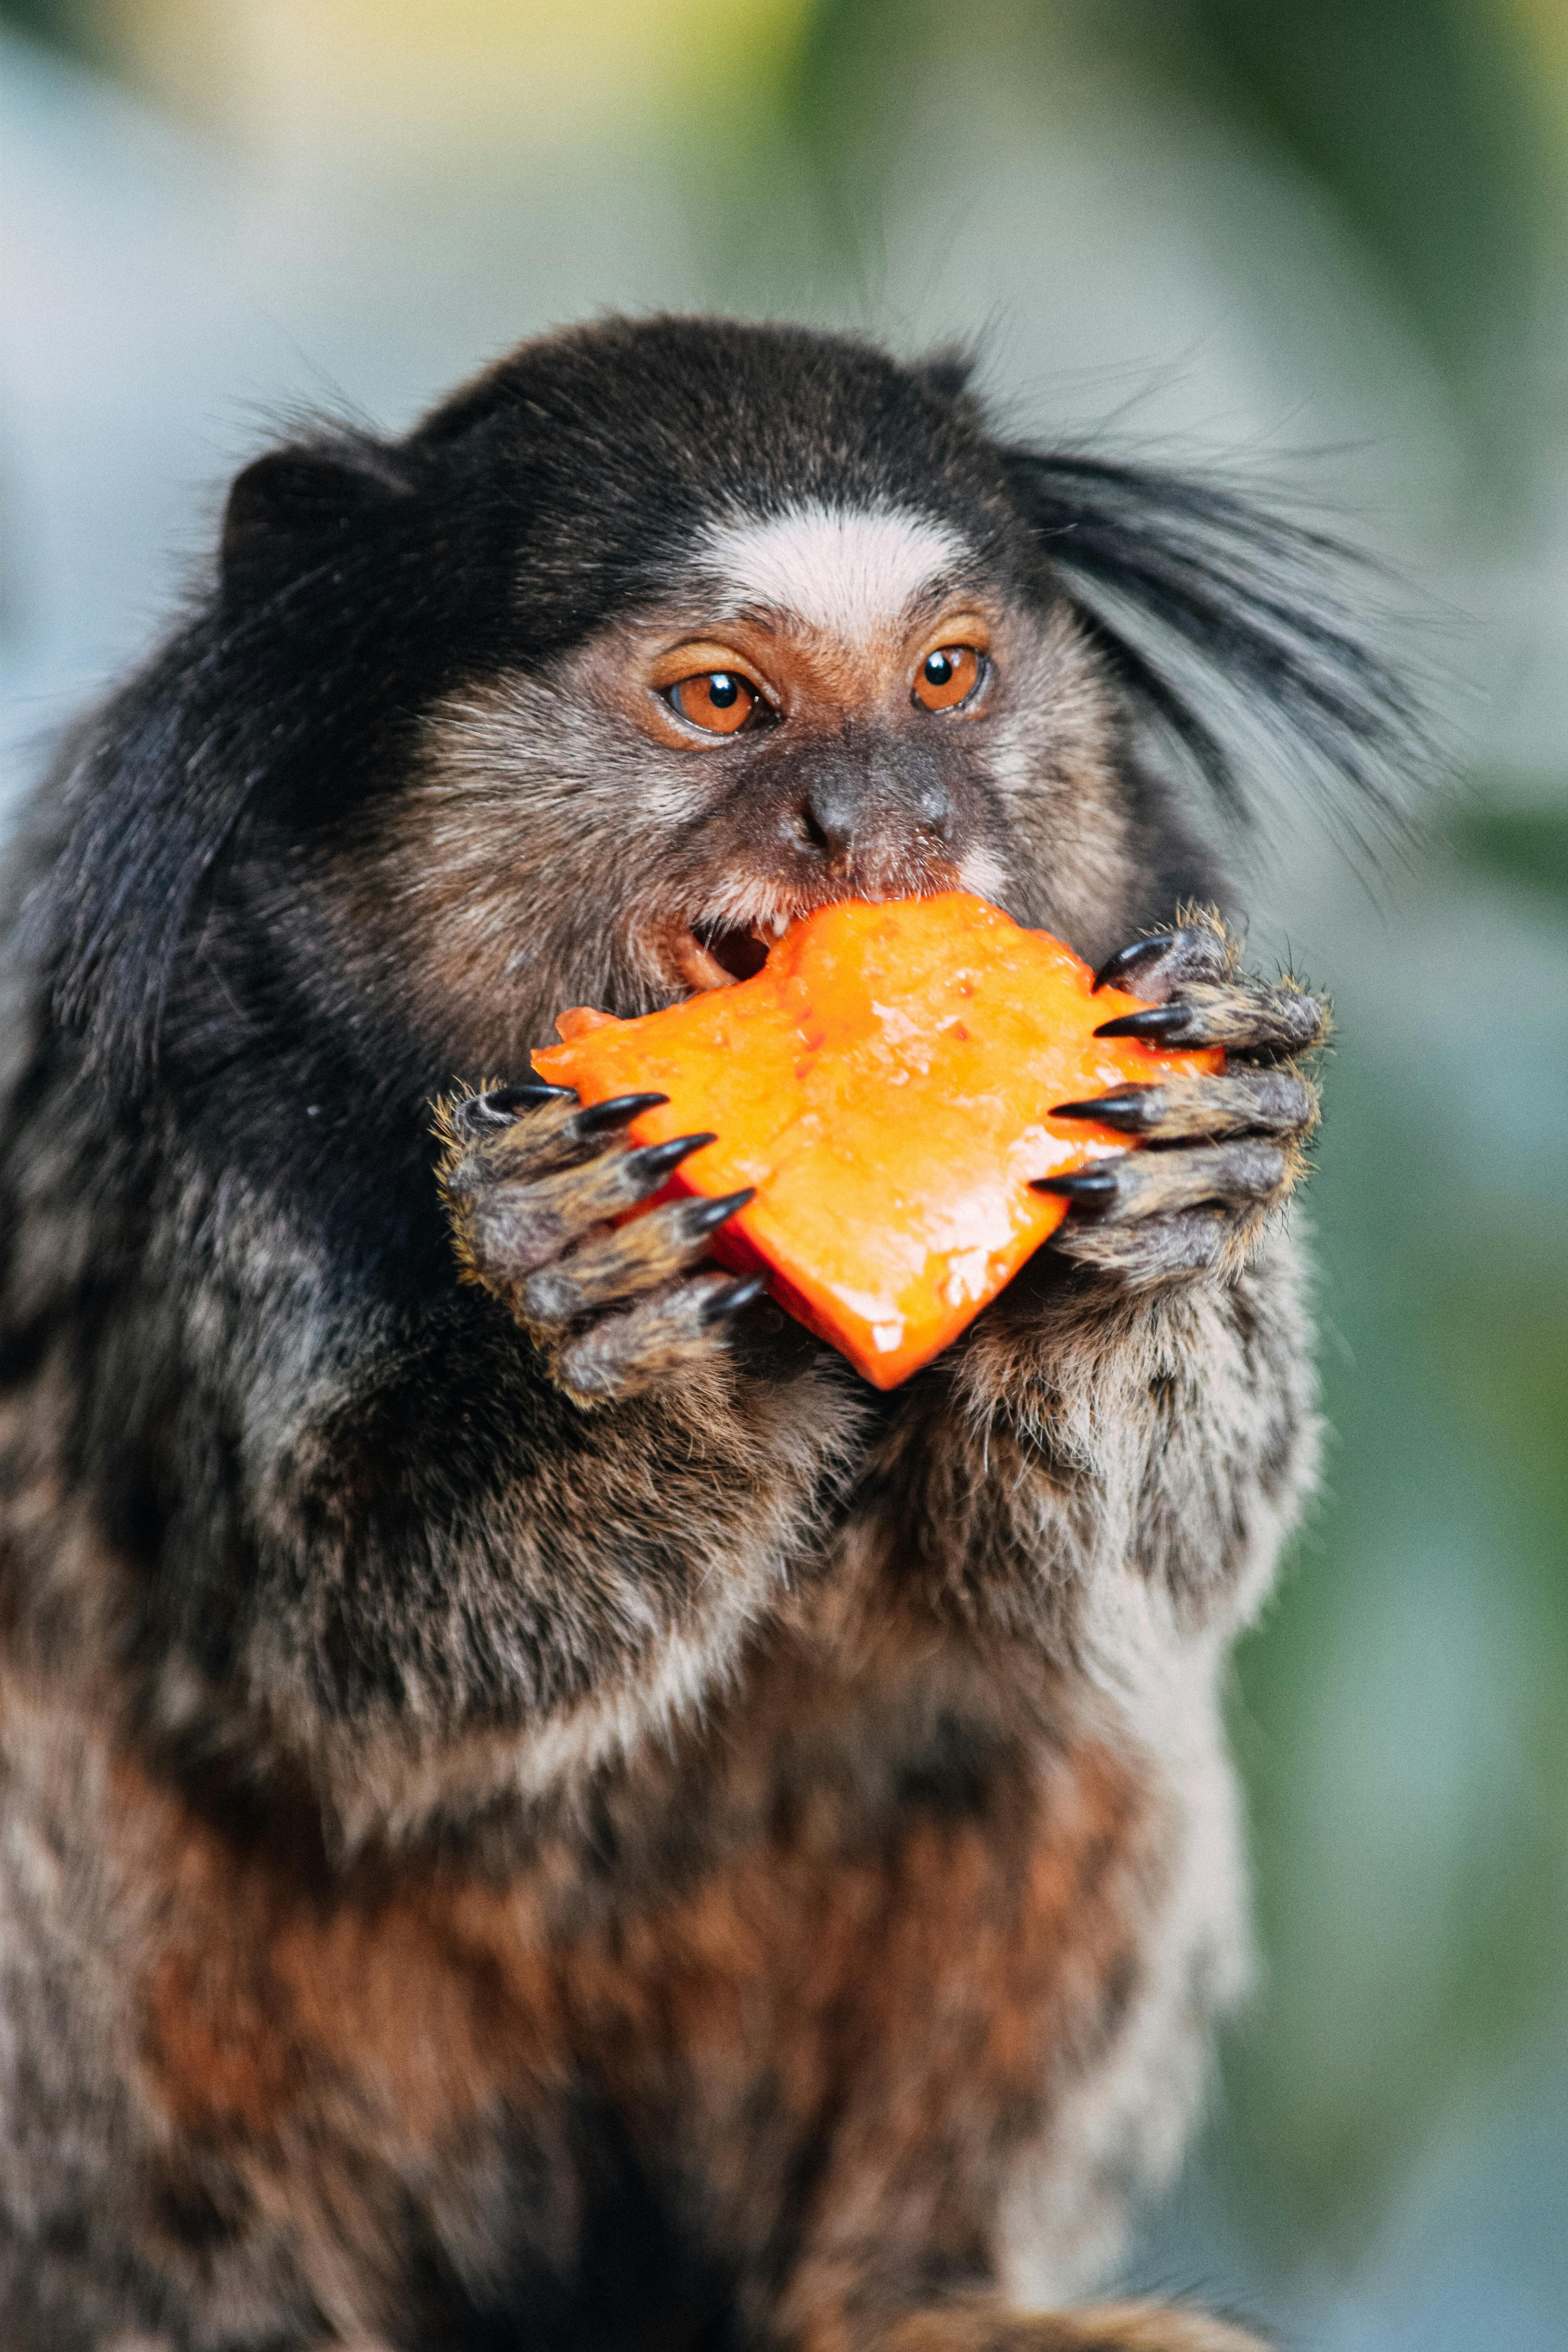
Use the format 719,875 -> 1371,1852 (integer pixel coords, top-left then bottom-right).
0,318 -> 1414,2350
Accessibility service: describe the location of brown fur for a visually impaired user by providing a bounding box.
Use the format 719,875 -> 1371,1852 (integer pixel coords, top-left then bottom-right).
7,1632 -> 1181,2347
864,2308 -> 1267,2352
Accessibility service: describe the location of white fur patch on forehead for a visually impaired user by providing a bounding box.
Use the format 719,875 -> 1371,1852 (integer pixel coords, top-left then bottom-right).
699,503 -> 969,641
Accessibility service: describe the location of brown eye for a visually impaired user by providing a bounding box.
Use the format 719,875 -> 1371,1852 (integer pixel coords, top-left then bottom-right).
668,671 -> 759,735
913,645 -> 982,712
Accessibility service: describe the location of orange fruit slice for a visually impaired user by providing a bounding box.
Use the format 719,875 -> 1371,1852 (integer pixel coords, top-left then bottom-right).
532,893 -> 1221,1388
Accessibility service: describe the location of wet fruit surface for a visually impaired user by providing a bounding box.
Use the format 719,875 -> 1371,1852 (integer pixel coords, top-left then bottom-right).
533,893 -> 1223,1386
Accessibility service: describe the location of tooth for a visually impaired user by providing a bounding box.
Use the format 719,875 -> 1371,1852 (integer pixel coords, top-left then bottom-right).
770,913 -> 788,938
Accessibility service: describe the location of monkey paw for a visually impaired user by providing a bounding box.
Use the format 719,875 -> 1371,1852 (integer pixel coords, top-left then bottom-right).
434,1083 -> 763,1405
1039,916 -> 1326,1287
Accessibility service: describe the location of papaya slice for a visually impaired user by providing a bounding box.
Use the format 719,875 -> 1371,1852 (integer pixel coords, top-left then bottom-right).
532,893 -> 1221,1388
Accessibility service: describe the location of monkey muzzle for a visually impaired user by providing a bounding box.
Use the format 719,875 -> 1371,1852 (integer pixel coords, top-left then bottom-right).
665,726 -> 973,996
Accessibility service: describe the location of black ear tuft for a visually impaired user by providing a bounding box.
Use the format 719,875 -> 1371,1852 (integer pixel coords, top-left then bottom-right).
221,438 -> 417,590
1000,446 -> 1429,835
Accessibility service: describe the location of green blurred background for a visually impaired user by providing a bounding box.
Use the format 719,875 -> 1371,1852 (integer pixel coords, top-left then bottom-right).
2,4 -> 1564,2342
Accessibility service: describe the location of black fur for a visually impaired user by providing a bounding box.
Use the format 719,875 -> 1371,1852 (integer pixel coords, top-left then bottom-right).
998,443 -> 1423,822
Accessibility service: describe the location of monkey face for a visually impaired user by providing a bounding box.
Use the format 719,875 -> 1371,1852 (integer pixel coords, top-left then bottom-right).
587,506 -> 1007,995
283,324 -> 1147,1085
589,495 -> 1155,1009
343,541 -> 1135,1080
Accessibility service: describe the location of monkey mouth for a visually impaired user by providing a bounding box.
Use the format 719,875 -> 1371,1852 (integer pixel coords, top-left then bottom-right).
667,863 -> 970,996
674,909 -> 796,993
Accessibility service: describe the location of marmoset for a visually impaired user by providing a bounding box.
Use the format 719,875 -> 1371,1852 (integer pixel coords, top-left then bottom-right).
0,318 -> 1410,2350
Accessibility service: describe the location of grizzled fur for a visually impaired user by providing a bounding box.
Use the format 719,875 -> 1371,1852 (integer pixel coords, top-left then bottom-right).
0,318 -> 1413,2349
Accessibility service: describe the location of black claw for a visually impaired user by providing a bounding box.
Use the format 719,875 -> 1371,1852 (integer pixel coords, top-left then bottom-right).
478,1082 -> 575,1120
1051,1090 -> 1154,1132
573,1091 -> 670,1136
628,1132 -> 717,1185
703,1273 -> 768,1324
682,1187 -> 757,1237
1092,933 -> 1179,993
1093,1004 -> 1196,1044
1032,1165 -> 1124,1212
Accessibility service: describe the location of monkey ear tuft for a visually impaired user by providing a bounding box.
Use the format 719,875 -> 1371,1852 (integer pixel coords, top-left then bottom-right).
221,439 -> 418,591
1000,446 -> 1430,836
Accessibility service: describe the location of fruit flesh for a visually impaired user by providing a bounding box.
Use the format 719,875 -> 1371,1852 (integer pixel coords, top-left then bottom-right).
532,893 -> 1222,1388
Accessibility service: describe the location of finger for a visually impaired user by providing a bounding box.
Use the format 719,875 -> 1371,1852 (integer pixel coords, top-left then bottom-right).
1035,1140 -> 1289,1223
521,1189 -> 756,1325
1094,978 -> 1327,1056
554,1272 -> 766,1404
445,1089 -> 673,1196
1051,1205 -> 1234,1285
572,1091 -> 673,1137
469,1133 -> 715,1275
1093,922 -> 1230,1000
443,1082 -> 576,1148
1051,1069 -> 1315,1142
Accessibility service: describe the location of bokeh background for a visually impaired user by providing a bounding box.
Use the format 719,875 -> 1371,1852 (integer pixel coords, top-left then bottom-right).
2,4 -> 1564,2344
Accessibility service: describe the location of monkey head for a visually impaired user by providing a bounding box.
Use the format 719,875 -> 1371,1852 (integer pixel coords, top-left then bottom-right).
201,321 -> 1215,1109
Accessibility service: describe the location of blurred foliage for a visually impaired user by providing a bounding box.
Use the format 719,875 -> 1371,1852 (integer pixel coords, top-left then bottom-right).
743,0 -> 1556,480
1214,809 -> 1568,2261
10,0 -> 1560,486
1452,802 -> 1568,901
10,1 -> 1557,446
1139,2 -> 1546,403
0,0 -> 821,165
1226,1118 -> 1568,2254
0,0 -> 99,58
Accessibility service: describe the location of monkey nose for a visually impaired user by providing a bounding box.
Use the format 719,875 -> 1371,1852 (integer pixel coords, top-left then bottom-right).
794,779 -> 853,857
794,767 -> 955,860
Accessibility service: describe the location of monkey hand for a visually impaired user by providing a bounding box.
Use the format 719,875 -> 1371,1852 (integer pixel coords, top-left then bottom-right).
1039,916 -> 1326,1287
435,1083 -> 764,1405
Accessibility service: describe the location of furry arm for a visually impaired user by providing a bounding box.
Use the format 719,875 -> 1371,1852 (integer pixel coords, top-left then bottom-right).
0,1047 -> 862,1842
873,1229 -> 1319,1668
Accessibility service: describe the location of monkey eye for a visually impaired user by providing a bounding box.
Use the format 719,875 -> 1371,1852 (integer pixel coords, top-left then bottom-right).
913,645 -> 984,712
666,671 -> 764,736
